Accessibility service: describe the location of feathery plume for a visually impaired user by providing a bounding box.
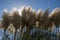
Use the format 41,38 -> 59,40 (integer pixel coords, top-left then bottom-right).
41,8 -> 50,30
49,8 -> 60,28
1,9 -> 10,40
36,9 -> 43,28
11,8 -> 21,40
1,9 -> 10,32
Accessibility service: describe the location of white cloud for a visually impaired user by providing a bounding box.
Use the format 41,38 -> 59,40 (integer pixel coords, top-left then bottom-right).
3,8 -> 8,13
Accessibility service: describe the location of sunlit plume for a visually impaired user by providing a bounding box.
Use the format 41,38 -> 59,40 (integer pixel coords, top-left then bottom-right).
49,8 -> 60,17
37,9 -> 43,16
18,7 -> 24,16
37,9 -> 42,14
9,7 -> 18,16
10,7 -> 25,16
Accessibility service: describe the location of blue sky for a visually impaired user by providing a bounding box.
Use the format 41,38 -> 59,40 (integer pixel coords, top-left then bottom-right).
0,0 -> 60,18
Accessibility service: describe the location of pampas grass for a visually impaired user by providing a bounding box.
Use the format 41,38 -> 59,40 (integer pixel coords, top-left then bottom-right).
49,8 -> 60,27
1,9 -> 10,33
37,9 -> 43,28
1,9 -> 10,40
11,9 -> 21,40
0,7 -> 60,40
